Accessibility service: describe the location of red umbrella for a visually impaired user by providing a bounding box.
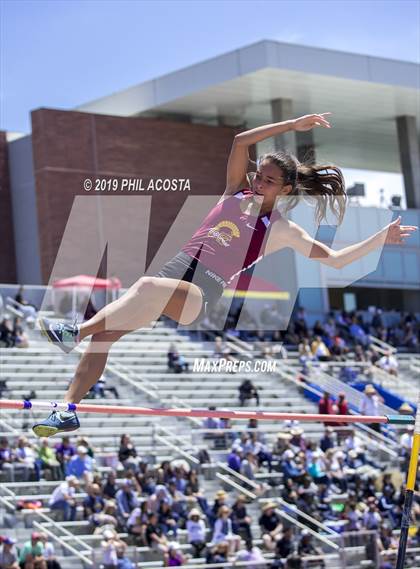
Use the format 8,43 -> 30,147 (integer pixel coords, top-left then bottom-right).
52,275 -> 121,290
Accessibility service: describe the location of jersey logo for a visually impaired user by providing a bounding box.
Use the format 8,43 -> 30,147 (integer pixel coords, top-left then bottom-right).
208,220 -> 240,247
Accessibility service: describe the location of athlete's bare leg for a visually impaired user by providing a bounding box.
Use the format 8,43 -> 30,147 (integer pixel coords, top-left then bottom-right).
78,276 -> 203,340
65,277 -> 203,404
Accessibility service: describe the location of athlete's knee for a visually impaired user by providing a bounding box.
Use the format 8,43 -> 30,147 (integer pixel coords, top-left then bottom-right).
132,276 -> 162,303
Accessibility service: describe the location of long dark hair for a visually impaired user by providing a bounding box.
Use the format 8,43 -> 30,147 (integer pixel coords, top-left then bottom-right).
253,151 -> 347,224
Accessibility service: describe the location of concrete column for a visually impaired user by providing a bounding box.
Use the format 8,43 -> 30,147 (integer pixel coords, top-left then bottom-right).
396,115 -> 420,209
270,98 -> 296,153
296,130 -> 316,164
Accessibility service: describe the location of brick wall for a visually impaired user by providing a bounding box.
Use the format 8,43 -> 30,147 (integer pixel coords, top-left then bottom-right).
31,108 -> 239,285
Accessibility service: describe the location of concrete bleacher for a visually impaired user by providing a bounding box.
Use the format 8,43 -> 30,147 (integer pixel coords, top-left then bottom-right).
1,318 -> 417,568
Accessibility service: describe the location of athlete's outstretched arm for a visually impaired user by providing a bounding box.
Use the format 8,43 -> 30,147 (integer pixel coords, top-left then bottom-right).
265,216 -> 417,269
224,113 -> 331,197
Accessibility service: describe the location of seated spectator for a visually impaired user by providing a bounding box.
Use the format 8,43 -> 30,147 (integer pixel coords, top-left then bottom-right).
39,533 -> 62,569
116,480 -> 139,525
118,435 -> 140,472
319,427 -> 336,453
186,508 -> 206,558
83,483 -> 105,518
206,541 -> 229,564
259,502 -> 283,551
0,437 -> 15,482
159,501 -> 179,537
311,336 -> 331,361
0,536 -> 19,569
101,528 -> 133,569
376,350 -> 399,376
0,317 -> 14,347
145,512 -> 169,552
18,532 -> 46,569
89,376 -> 120,399
66,445 -> 94,481
234,539 -> 265,569
362,497 -> 382,530
211,506 -> 241,555
103,470 -> 118,499
127,501 -> 149,545
54,437 -> 75,477
90,499 -> 119,530
238,379 -> 260,407
227,447 -> 242,473
163,542 -> 186,567
38,439 -> 61,481
167,343 -> 189,373
275,527 -> 295,559
48,476 -> 79,521
231,495 -> 252,541
12,317 -> 29,348
14,436 -> 39,482
298,531 -> 322,561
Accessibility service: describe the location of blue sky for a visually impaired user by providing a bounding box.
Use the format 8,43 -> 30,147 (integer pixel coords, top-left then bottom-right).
1,0 -> 419,133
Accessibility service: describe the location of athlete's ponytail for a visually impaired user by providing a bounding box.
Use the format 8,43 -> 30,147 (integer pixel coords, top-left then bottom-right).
297,163 -> 347,225
259,151 -> 347,225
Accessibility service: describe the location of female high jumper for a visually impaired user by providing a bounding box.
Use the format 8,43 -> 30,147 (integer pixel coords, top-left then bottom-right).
34,113 -> 417,436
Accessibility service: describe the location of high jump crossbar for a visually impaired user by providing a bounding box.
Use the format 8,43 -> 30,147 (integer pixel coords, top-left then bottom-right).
0,399 -> 415,425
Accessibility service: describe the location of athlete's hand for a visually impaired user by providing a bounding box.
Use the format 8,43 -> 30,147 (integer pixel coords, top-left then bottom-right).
384,216 -> 418,244
292,113 -> 331,131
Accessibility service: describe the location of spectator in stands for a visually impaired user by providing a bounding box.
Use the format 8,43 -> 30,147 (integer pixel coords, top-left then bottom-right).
158,501 -> 179,538
167,343 -> 189,373
211,505 -> 241,555
281,449 -> 305,483
0,437 -> 15,482
164,542 -> 187,567
227,447 -> 242,473
101,528 -> 133,569
318,392 -> 335,426
12,317 -> 29,348
319,427 -> 336,453
360,385 -> 384,433
48,475 -> 79,521
39,533 -> 61,569
275,527 -> 295,559
18,532 -> 46,569
206,541 -> 229,564
83,483 -> 105,518
240,451 -> 260,484
145,512 -> 169,553
14,436 -> 39,482
234,539 -> 266,569
259,502 -> 283,551
238,379 -> 260,407
0,536 -> 19,569
65,445 -> 94,481
231,495 -> 252,541
311,336 -> 331,361
118,434 -> 140,472
186,508 -> 206,558
298,530 -> 323,560
54,437 -> 75,478
376,350 -> 399,376
335,392 -> 349,423
116,480 -> 139,525
103,470 -> 118,499
37,439 -> 61,481
0,316 -> 14,347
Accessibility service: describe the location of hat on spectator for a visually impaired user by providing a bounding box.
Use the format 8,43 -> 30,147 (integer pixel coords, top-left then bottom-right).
262,502 -> 277,512
103,529 -> 115,540
276,432 -> 292,440
77,445 -> 88,454
66,475 -> 79,485
398,402 -> 414,414
31,532 -> 41,540
168,542 -> 180,551
291,427 -> 304,436
188,508 -> 202,518
364,384 -> 376,395
3,537 -> 17,545
215,490 -> 227,498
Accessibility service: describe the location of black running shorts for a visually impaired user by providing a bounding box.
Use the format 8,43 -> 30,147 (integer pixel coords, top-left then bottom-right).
154,252 -> 226,325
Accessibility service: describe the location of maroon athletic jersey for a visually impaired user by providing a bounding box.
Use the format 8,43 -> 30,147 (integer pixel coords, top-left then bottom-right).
181,189 -> 282,284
